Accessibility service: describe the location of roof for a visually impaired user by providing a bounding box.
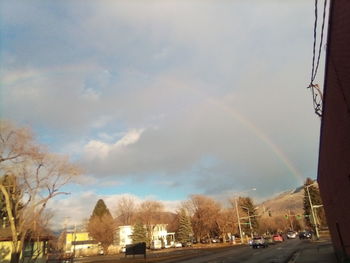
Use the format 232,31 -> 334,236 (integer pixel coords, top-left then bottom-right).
0,227 -> 53,242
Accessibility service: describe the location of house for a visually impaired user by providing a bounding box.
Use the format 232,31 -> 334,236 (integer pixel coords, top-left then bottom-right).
151,224 -> 175,248
115,226 -> 133,248
115,224 -> 175,249
0,227 -> 49,263
64,231 -> 99,254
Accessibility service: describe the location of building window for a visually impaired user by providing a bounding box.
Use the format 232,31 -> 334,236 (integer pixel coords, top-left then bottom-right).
23,241 -> 34,258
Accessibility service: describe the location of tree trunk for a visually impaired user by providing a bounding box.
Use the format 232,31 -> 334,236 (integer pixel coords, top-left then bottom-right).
10,252 -> 20,263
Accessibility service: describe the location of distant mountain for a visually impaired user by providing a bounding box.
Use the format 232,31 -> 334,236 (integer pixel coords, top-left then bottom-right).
257,183 -> 315,217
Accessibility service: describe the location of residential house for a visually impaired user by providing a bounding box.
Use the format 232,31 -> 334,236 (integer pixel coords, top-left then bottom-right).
115,224 -> 175,249
0,227 -> 49,263
64,231 -> 99,254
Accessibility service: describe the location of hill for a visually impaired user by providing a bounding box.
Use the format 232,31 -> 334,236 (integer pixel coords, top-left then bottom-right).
258,184 -> 310,217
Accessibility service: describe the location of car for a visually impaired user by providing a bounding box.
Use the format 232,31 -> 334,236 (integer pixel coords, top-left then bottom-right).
174,242 -> 183,248
299,231 -> 312,239
272,234 -> 284,242
251,237 -> 268,248
286,231 -> 297,239
182,241 -> 192,247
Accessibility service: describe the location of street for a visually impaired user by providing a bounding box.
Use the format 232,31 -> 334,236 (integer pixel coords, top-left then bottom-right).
166,239 -> 306,263
71,239 -> 332,263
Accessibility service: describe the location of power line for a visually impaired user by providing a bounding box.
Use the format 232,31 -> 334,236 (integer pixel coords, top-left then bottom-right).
307,0 -> 328,118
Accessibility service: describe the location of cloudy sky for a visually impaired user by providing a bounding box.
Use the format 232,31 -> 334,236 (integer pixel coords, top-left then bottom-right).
0,0 -> 327,228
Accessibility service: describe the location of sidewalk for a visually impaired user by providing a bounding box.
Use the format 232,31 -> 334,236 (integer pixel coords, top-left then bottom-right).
289,240 -> 338,263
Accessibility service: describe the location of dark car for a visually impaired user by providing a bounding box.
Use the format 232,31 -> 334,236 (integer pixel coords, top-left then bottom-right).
182,241 -> 192,247
299,231 -> 312,239
252,237 -> 268,248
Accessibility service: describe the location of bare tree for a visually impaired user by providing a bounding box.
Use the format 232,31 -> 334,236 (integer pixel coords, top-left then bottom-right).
136,200 -> 164,246
115,195 -> 136,226
186,195 -> 221,242
87,214 -> 115,254
215,208 -> 236,242
0,120 -> 80,263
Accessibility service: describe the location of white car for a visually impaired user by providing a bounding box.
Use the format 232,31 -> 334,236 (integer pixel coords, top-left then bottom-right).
286,231 -> 297,239
174,242 -> 182,248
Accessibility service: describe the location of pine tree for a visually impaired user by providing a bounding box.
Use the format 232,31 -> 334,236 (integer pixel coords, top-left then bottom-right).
88,199 -> 115,254
132,222 -> 147,244
303,178 -> 327,228
91,199 -> 112,218
176,209 -> 193,243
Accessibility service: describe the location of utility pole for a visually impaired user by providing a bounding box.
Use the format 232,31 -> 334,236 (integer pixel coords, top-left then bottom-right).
306,184 -> 320,239
232,188 -> 256,244
235,197 -> 243,244
288,210 -> 294,231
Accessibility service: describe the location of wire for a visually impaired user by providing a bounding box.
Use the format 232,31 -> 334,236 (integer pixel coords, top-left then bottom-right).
308,0 -> 328,118
312,0 -> 328,83
310,0 -> 318,84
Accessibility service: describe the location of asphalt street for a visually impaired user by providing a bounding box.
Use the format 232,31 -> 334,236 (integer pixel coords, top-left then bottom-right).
71,239 -> 318,263
166,239 -> 310,263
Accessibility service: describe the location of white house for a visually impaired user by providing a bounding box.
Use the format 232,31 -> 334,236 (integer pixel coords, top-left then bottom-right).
115,226 -> 133,248
115,224 -> 175,249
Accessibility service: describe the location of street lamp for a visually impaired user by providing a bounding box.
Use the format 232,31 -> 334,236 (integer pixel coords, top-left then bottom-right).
232,188 -> 256,244
305,183 -> 323,239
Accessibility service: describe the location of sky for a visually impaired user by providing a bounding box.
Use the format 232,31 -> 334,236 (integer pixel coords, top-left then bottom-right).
0,0 -> 327,229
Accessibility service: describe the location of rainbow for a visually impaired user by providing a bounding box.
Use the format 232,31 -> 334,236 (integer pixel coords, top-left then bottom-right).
205,95 -> 304,184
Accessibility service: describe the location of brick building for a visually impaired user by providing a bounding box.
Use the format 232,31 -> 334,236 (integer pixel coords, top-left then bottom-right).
317,0 -> 350,261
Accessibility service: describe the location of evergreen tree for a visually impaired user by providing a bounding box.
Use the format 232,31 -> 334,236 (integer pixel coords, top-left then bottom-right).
91,199 -> 112,218
303,178 -> 327,228
88,199 -> 115,254
176,209 -> 193,243
132,222 -> 147,244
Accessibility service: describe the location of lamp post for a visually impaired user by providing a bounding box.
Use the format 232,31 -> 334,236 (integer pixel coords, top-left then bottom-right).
232,188 -> 256,244
305,183 -> 323,239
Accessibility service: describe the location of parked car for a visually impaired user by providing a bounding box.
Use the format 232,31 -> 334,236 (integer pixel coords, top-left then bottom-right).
174,242 -> 183,248
286,231 -> 297,239
252,237 -> 268,248
299,231 -> 312,239
182,241 -> 192,247
272,234 -> 284,242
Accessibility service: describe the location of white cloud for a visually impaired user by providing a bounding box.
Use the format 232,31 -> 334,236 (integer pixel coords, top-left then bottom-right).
83,129 -> 144,160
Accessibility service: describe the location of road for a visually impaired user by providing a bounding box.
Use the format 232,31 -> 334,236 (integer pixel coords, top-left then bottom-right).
71,239 -> 314,263
165,239 -> 310,263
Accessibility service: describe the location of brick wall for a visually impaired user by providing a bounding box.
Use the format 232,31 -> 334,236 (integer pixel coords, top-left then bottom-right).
318,0 -> 350,261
